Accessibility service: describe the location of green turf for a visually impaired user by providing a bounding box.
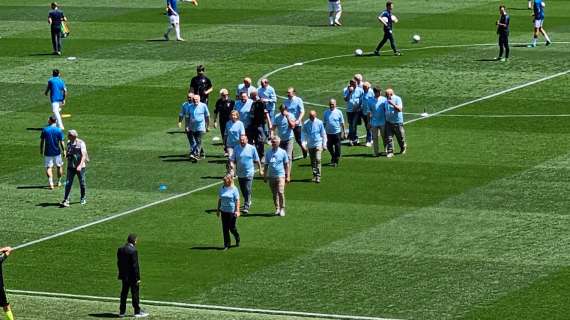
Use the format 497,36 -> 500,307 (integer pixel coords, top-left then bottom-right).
1,0 -> 569,319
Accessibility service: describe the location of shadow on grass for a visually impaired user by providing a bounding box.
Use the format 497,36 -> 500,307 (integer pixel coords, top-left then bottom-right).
513,44 -> 530,48
29,53 -> 57,56
26,127 -> 43,131
191,246 -> 224,251
146,39 -> 169,42
290,178 -> 313,183
201,176 -> 224,180
475,58 -> 499,62
207,159 -> 227,164
88,313 -> 120,318
342,153 -> 375,158
17,185 -> 49,190
165,130 -> 185,135
241,213 -> 275,218
161,158 -> 193,162
36,202 -> 63,207
159,154 -> 188,158
204,209 -> 217,214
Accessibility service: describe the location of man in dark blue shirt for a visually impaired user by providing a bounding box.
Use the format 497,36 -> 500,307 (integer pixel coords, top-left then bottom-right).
48,2 -> 66,55
374,1 -> 401,56
496,5 -> 510,61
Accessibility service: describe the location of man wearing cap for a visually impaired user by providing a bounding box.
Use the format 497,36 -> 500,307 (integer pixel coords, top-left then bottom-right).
61,129 -> 88,207
44,69 -> 67,130
40,116 -> 66,189
189,65 -> 213,106
117,234 -> 148,318
48,2 -> 67,55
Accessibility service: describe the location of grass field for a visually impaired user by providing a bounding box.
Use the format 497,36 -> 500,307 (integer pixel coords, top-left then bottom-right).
1,0 -> 569,319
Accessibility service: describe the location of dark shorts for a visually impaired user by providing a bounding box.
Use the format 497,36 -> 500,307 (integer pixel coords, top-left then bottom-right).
0,286 -> 8,307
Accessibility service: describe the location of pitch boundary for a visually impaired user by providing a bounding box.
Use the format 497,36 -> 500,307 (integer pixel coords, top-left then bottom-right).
7,289 -> 403,320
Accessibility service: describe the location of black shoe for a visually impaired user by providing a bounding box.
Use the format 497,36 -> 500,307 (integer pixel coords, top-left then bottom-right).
235,240 -> 240,247
373,50 -> 380,56
223,246 -> 229,251
302,150 -> 308,158
394,51 -> 401,56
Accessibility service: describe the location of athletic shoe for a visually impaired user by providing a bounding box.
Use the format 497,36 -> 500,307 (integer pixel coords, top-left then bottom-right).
546,41 -> 552,46
242,208 -> 249,214
189,154 -> 198,162
334,20 -> 342,26
373,50 -> 380,56
49,184 -> 55,190
387,153 -> 394,158
316,177 -> 321,184
365,142 -> 372,147
500,58 -> 506,62
312,176 -> 317,183
80,198 -> 87,205
275,209 -> 280,216
134,311 -> 149,318
223,247 -> 229,251
163,33 -> 169,41
119,314 -> 126,318
527,43 -> 536,48
394,51 -> 402,56
176,38 -> 185,42
60,200 -> 70,208
279,209 -> 286,217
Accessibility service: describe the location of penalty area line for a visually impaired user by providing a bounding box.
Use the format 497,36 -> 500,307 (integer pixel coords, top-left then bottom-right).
7,289 -> 403,320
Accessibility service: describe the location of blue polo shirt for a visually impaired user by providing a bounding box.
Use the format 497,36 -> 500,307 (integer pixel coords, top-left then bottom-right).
257,85 -> 277,114
369,96 -> 387,127
219,185 -> 239,213
362,89 -> 376,115
323,108 -> 344,134
225,120 -> 245,148
235,99 -> 253,128
274,113 -> 295,140
41,124 -> 64,156
379,10 -> 393,31
385,95 -> 404,124
284,96 -> 304,124
47,77 -> 66,103
265,147 -> 288,178
343,86 -> 364,112
230,143 -> 259,178
302,119 -> 327,148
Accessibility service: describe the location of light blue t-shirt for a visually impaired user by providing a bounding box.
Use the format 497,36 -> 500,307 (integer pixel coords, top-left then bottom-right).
235,99 -> 253,128
385,95 -> 404,124
343,86 -> 364,112
302,119 -> 327,149
369,96 -> 387,127
230,143 -> 259,178
273,112 -> 295,140
190,102 -> 210,132
48,77 -> 66,103
179,101 -> 192,128
257,85 -> 277,114
284,96 -> 304,124
265,147 -> 288,178
225,120 -> 245,148
219,185 -> 239,213
323,108 -> 344,134
41,124 -> 64,156
362,89 -> 376,115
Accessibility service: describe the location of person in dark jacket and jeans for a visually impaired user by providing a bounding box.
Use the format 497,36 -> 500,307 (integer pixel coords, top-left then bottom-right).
48,2 -> 67,55
117,234 -> 148,318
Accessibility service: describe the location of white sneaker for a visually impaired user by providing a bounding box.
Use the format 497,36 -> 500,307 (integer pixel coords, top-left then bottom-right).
118,314 -> 126,318
387,153 -> 394,158
365,142 -> 372,147
134,311 -> 149,318
60,200 -> 70,207
279,209 -> 285,217
274,209 -> 280,216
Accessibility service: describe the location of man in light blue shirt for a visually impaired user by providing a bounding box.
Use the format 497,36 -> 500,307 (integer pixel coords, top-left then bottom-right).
323,99 -> 345,167
272,104 -> 296,162
178,94 -> 210,161
235,92 -> 253,131
302,110 -> 327,183
284,87 -> 307,158
263,136 -> 290,216
344,79 -> 364,145
384,88 -> 405,157
230,134 -> 263,213
361,82 -> 375,146
258,78 -> 277,137
236,77 -> 255,98
44,69 -> 67,129
368,87 -> 388,157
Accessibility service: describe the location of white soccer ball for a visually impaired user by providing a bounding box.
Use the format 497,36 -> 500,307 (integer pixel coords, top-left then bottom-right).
391,15 -> 398,23
354,48 -> 363,56
412,34 -> 421,43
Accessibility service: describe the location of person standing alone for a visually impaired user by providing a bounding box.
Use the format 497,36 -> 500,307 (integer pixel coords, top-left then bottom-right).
0,247 -> 15,320
44,69 -> 67,130
496,5 -> 510,61
61,130 -> 88,207
117,234 -> 148,318
40,116 -> 66,189
48,2 -> 66,55
374,1 -> 401,56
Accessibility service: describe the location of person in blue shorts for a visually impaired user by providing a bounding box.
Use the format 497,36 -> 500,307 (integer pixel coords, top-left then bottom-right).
528,0 -> 552,47
217,174 -> 240,250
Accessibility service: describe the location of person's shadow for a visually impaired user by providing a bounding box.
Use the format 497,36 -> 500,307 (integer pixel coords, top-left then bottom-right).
88,313 -> 120,318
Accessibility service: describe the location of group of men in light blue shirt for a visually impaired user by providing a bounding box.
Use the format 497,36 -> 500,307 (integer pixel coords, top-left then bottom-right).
178,93 -> 210,161
366,86 -> 406,158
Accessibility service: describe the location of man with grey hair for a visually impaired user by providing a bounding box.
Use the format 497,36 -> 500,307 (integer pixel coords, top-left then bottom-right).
361,81 -> 375,147
230,134 -> 263,214
257,78 -> 277,139
61,129 -> 89,207
323,98 -> 345,167
384,88 -> 406,157
302,110 -> 327,183
264,136 -> 290,216
236,77 -> 255,98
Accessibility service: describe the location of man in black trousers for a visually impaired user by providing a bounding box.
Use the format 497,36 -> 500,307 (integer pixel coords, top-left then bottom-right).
0,247 -> 15,320
117,234 -> 148,318
48,2 -> 67,55
496,5 -> 510,61
374,1 -> 401,56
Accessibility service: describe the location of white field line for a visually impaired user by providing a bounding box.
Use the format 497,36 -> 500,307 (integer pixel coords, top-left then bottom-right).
407,113 -> 570,118
7,289 -> 402,320
13,180 -> 223,251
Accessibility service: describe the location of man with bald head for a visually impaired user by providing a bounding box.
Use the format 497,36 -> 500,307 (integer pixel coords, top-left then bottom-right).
302,110 -> 327,183
384,88 -> 406,157
323,99 -> 345,167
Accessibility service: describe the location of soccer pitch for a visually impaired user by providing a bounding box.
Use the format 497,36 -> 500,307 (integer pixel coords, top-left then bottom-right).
1,0 -> 570,319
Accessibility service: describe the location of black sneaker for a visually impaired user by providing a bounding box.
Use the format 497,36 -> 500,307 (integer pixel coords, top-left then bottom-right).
394,51 -> 402,56
373,50 -> 380,56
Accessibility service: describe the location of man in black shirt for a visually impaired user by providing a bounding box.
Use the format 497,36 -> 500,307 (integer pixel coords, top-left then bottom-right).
249,90 -> 272,160
496,5 -> 510,61
189,65 -> 213,106
213,88 -> 235,155
48,2 -> 67,55
117,234 -> 148,318
0,247 -> 14,320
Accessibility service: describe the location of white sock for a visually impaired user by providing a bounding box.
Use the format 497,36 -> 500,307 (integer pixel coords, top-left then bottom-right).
175,24 -> 181,39
532,37 -> 537,45
335,11 -> 342,22
48,177 -> 53,186
329,15 -> 334,25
